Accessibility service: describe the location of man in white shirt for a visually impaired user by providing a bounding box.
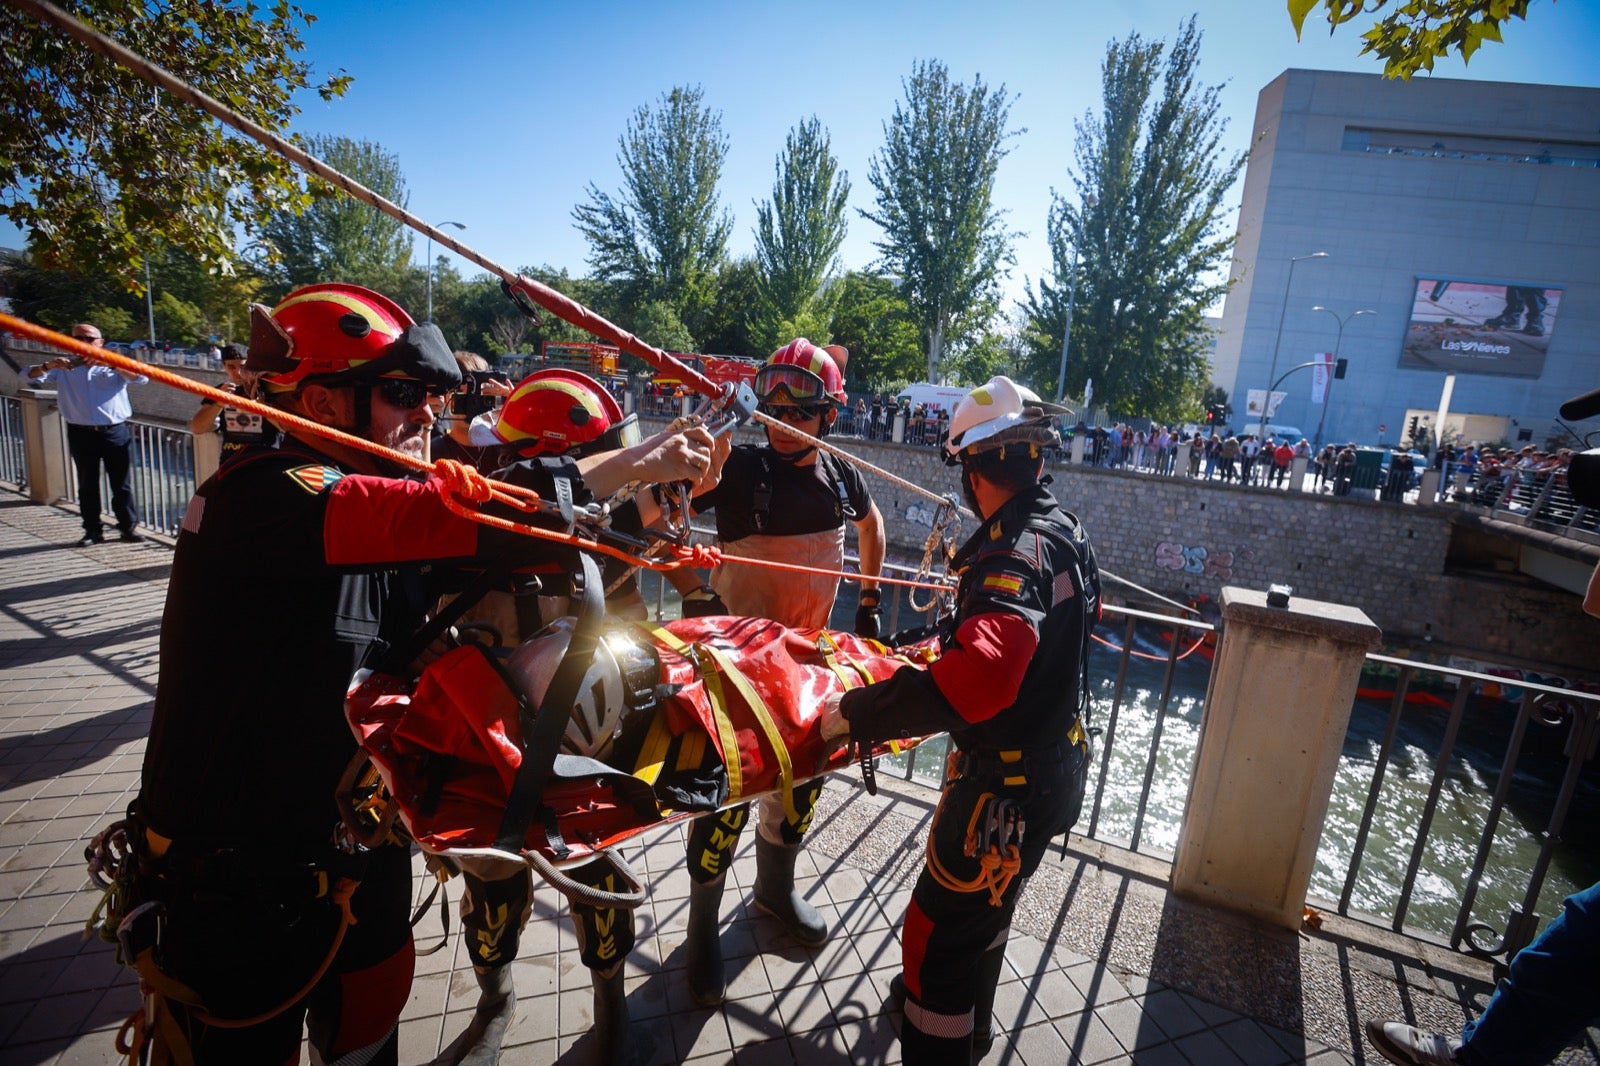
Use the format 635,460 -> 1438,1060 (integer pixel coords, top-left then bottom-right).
27,324 -> 148,545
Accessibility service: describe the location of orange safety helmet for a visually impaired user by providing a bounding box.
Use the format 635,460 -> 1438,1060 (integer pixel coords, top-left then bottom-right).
492,368 -> 641,457
755,338 -> 848,406
245,283 -> 461,392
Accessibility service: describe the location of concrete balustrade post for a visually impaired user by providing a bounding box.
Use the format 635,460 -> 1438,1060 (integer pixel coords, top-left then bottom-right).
1290,455 -> 1309,490
1175,441 -> 1191,477
1418,468 -> 1441,503
1172,587 -> 1380,929
19,389 -> 69,506
1071,434 -> 1086,464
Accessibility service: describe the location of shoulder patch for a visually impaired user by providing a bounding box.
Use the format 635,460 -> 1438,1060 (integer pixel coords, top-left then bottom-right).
981,572 -> 1025,595
285,464 -> 344,495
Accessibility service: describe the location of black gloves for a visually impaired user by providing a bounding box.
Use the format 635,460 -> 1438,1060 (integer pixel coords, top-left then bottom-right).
680,584 -> 728,618
855,590 -> 883,639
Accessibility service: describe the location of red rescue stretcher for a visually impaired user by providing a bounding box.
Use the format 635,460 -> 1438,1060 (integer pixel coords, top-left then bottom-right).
344,615 -> 938,868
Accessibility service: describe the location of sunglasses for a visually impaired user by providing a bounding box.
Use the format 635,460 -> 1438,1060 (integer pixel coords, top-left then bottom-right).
376,378 -> 450,410
72,333 -> 102,342
759,402 -> 826,423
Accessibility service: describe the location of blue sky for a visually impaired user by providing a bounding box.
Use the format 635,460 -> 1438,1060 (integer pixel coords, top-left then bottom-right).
16,1 -> 1600,311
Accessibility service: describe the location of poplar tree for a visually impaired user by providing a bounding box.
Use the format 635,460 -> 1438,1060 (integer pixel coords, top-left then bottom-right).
748,117 -> 850,354
258,135 -> 413,294
572,85 -> 732,347
1020,18 -> 1243,422
862,61 -> 1018,384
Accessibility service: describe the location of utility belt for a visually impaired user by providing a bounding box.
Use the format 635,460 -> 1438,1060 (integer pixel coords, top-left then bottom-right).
952,718 -> 1088,788
139,827 -> 366,905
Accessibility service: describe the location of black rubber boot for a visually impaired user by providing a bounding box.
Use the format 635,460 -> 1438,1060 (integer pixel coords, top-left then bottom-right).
751,835 -> 828,947
685,873 -> 727,1007
591,962 -> 630,1066
969,942 -> 1008,1061
433,964 -> 516,1066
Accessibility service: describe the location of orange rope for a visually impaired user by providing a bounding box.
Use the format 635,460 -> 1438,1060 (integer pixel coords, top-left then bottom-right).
7,315 -> 953,593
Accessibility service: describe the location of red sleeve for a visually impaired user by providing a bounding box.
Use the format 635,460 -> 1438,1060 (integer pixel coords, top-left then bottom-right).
927,611 -> 1039,724
323,474 -> 480,565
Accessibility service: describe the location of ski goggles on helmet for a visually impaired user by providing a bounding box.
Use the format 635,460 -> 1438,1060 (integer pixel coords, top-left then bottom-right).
754,364 -> 832,406
375,378 -> 451,410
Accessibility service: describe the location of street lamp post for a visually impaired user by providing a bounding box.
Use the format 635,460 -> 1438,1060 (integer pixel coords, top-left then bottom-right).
426,220 -> 467,322
1054,194 -> 1095,405
1261,251 -> 1327,439
1310,305 -> 1375,449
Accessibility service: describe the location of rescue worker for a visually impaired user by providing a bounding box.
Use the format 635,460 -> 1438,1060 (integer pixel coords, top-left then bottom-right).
822,375 -> 1100,1063
125,283 -> 718,1066
435,367 -> 723,1066
665,337 -> 887,1006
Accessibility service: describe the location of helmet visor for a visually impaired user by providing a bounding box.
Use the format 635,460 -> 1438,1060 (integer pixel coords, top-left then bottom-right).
754,364 -> 829,405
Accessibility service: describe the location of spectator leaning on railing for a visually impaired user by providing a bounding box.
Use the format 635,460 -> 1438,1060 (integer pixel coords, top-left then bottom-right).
26,323 -> 147,545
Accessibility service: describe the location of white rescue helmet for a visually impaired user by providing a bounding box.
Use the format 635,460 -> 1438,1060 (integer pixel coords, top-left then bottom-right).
502,617 -> 641,761
943,376 -> 1071,464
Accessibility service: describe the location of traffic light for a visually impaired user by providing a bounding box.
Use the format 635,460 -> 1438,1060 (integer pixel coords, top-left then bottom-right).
1205,409 -> 1216,425
1407,415 -> 1419,442
1334,357 -> 1347,380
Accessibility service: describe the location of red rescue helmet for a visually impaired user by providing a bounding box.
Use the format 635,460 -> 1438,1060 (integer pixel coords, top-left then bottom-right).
755,338 -> 848,406
492,368 -> 641,457
245,283 -> 461,392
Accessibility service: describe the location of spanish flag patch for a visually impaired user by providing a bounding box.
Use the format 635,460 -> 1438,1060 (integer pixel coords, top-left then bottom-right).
981,573 -> 1024,595
286,464 -> 344,495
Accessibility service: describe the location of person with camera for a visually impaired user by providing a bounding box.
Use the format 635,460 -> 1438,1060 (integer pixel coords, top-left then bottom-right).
189,342 -> 276,462
121,283 -> 720,1066
26,323 -> 148,544
430,350 -> 513,464
664,337 -> 886,1008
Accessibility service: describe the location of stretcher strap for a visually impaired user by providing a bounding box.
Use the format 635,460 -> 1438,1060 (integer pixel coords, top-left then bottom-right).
642,625 -> 746,803
494,552 -> 604,855
695,640 -> 797,822
639,624 -> 795,820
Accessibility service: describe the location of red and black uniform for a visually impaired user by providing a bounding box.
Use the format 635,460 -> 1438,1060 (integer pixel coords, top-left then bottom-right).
841,482 -> 1100,1062
134,438 -> 583,1065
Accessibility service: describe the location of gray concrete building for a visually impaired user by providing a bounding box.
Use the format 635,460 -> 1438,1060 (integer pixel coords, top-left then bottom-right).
1214,69 -> 1600,452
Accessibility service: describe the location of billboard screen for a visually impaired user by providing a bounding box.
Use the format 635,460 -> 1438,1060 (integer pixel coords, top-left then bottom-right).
1401,277 -> 1562,378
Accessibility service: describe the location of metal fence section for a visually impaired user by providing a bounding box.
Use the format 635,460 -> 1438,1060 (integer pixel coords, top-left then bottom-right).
1329,655 -> 1600,969
60,416 -> 198,538
1456,467 -> 1600,541
0,396 -> 25,490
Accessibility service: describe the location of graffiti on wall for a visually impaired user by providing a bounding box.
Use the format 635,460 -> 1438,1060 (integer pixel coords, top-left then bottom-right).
1154,541 -> 1241,581
903,502 -> 940,529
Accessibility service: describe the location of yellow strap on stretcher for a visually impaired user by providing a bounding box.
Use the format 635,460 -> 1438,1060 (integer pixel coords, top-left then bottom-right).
637,624 -> 796,820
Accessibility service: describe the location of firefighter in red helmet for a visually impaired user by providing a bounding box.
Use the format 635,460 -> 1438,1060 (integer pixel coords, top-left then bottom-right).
124,284 -> 719,1066
665,337 -> 887,1007
823,376 -> 1100,1063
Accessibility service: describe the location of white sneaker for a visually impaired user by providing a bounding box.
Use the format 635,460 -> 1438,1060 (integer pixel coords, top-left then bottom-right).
1365,1020 -> 1461,1065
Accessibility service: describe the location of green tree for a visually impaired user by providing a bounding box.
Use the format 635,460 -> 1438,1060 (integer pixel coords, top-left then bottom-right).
748,117 -> 850,355
0,0 -> 350,286
257,135 -> 414,294
1289,0 -> 1540,79
699,257 -> 763,357
1020,19 -> 1243,423
827,271 -> 923,391
861,60 -> 1018,384
572,85 -> 732,346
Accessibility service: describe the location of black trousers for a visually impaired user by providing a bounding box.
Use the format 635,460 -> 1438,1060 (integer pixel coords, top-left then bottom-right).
67,422 -> 138,535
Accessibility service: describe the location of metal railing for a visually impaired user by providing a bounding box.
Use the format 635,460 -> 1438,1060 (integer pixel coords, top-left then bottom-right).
1453,468 -> 1600,541
1330,656 -> 1599,968
59,416 -> 199,537
0,396 -> 26,490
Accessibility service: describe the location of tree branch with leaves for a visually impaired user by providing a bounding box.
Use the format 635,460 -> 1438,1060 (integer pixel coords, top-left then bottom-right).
0,0 -> 350,287
1289,0 -> 1540,79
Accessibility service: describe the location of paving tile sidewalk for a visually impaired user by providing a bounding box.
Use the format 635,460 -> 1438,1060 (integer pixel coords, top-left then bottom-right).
0,494 -> 1541,1065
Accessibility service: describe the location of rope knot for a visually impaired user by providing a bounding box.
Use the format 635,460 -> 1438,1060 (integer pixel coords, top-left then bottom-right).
433,459 -> 493,502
